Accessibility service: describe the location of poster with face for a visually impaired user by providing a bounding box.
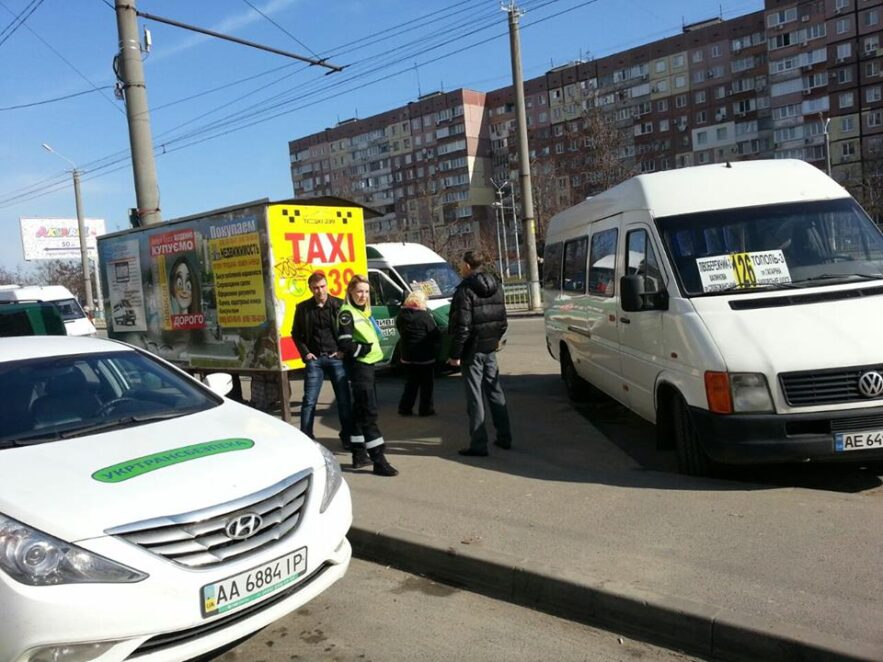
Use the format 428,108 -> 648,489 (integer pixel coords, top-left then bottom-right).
150,229 -> 205,331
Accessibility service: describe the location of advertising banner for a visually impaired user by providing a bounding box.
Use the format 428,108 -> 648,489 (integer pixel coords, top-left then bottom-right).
267,204 -> 367,370
99,203 -> 279,371
104,238 -> 147,332
20,217 -> 106,261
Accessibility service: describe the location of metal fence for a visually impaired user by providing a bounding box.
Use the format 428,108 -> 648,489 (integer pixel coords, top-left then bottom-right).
503,280 -> 530,311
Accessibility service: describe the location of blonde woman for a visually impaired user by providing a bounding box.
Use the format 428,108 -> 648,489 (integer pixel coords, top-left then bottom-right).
395,289 -> 440,417
337,275 -> 398,476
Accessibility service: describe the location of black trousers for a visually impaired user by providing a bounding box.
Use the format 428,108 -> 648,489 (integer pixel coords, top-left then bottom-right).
348,359 -> 384,451
399,363 -> 435,415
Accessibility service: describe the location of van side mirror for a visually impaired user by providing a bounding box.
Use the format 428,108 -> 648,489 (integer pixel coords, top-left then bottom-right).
620,275 -> 668,312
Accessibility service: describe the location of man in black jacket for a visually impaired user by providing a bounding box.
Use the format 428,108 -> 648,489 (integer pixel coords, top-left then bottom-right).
292,271 -> 353,449
447,250 -> 512,456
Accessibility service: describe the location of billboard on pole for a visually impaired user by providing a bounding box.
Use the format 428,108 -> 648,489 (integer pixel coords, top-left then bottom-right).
19,217 -> 107,261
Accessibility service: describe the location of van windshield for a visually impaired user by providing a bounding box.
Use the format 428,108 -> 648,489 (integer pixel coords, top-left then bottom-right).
52,298 -> 87,321
655,198 -> 883,296
397,262 -> 461,299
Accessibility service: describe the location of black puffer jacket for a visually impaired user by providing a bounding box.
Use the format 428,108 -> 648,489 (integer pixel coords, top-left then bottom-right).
395,307 -> 440,364
449,271 -> 507,359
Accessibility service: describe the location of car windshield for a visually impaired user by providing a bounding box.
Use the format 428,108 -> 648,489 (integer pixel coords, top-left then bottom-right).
0,350 -> 219,448
396,261 -> 461,299
53,298 -> 86,321
656,198 -> 883,296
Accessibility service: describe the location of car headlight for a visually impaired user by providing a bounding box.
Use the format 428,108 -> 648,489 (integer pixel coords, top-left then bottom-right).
0,515 -> 146,586
317,444 -> 343,513
730,373 -> 774,413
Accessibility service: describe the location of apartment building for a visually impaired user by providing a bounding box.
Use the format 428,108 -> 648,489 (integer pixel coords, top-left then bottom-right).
288,1 -> 883,254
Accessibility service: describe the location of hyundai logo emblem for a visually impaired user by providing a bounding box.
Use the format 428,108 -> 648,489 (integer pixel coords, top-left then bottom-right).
224,513 -> 263,541
857,371 -> 883,398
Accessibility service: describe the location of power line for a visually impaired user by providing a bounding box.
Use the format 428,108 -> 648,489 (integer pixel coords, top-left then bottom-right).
0,86 -> 114,111
240,0 -> 321,59
1,0 -> 612,209
0,0 -> 43,47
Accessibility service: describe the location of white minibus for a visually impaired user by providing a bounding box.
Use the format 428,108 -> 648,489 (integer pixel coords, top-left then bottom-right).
543,160 -> 883,475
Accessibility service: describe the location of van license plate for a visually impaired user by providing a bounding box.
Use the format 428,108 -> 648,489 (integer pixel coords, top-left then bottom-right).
834,431 -> 883,452
201,547 -> 307,617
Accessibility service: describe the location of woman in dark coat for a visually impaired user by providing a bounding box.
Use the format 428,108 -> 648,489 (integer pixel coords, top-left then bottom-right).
396,290 -> 440,417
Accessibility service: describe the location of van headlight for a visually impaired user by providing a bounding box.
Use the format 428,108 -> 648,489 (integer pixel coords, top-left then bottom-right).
730,373 -> 774,413
317,444 -> 343,513
0,515 -> 146,586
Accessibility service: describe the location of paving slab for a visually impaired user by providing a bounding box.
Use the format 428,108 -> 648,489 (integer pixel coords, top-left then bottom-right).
301,318 -> 883,661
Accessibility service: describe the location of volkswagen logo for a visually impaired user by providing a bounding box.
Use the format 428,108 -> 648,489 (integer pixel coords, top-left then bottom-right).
857,371 -> 883,398
224,513 -> 263,541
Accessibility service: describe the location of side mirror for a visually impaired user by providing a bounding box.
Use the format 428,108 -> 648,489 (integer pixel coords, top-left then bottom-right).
204,372 -> 233,397
620,275 -> 669,312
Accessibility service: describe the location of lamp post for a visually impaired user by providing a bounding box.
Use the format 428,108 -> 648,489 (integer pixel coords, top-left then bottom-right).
508,193 -> 522,279
42,144 -> 94,312
491,179 -> 511,278
491,202 -> 504,278
821,114 -> 832,177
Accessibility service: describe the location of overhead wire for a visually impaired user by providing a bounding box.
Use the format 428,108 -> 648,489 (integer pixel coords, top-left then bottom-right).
0,86 -> 114,111
2,0 -> 615,209
0,0 -> 43,47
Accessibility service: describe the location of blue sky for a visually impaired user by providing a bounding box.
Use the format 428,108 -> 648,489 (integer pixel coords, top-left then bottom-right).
0,0 -> 764,271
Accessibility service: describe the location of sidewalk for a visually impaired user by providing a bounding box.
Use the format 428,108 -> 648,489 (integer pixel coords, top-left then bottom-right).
306,319 -> 883,661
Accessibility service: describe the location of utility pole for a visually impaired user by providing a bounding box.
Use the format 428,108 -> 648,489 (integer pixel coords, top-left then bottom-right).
115,0 -> 162,225
820,114 -> 832,177
504,2 -> 541,310
509,193 -> 522,279
42,144 -> 94,312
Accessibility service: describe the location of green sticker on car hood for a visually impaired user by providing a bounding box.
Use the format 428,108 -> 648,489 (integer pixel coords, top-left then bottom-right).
92,439 -> 255,483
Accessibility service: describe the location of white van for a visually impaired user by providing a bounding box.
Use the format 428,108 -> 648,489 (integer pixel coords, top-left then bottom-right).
543,160 -> 883,475
366,243 -> 460,364
0,285 -> 96,336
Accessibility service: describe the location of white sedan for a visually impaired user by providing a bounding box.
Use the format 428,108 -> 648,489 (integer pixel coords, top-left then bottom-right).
0,336 -> 351,661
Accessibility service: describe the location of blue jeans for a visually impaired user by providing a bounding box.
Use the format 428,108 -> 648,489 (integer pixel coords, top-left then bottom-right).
300,355 -> 353,444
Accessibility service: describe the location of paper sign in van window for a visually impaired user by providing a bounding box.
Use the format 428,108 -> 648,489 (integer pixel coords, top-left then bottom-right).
696,250 -> 792,292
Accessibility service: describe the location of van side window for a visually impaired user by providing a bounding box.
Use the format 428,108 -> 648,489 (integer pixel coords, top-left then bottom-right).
562,238 -> 588,293
626,230 -> 664,293
588,229 -> 618,297
542,243 -> 563,290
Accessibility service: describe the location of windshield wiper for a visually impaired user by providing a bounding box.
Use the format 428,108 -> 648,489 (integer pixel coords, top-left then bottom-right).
710,281 -> 800,294
58,410 -> 189,439
792,272 -> 883,285
1,431 -> 64,447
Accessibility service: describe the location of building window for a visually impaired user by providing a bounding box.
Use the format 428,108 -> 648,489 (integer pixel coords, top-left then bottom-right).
675,94 -> 687,108
841,116 -> 855,132
840,91 -> 855,108
836,43 -> 852,61
866,61 -> 881,77
868,86 -> 883,103
836,18 -> 850,35
868,111 -> 882,127
864,9 -> 879,27
864,36 -> 879,54
696,110 -> 707,124
694,90 -> 706,104
837,68 -> 853,84
716,127 -> 728,140
711,44 -> 722,58
841,141 -> 856,158
674,75 -> 687,89
692,49 -> 704,63
655,59 -> 667,73
673,53 -> 685,68
696,131 -> 708,145
657,99 -> 668,112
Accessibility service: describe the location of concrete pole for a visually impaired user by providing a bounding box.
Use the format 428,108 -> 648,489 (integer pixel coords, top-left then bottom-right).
92,254 -> 104,319
72,170 -> 95,311
498,191 -> 510,278
116,0 -> 162,225
493,204 -> 504,277
505,3 -> 541,310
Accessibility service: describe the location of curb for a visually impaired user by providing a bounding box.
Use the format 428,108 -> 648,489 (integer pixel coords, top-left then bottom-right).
349,525 -> 880,662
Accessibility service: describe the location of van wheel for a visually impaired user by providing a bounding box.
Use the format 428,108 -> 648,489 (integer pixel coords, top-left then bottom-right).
672,394 -> 714,476
560,347 -> 589,402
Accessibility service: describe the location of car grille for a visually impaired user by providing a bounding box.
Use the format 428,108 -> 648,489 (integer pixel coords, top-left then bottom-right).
107,470 -> 311,568
779,364 -> 883,407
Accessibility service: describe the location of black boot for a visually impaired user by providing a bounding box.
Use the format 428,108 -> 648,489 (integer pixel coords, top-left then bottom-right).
368,447 -> 399,477
351,446 -> 370,469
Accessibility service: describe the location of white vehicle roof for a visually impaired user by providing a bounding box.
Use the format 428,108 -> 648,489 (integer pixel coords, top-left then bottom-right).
0,285 -> 78,302
368,242 -> 446,266
547,160 -> 850,241
0,335 -> 129,363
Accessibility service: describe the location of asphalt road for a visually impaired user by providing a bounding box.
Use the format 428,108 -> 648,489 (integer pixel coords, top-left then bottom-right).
507,316 -> 883,496
211,559 -> 701,662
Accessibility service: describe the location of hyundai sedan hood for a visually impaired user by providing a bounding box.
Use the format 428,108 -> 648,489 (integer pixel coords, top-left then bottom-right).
0,401 -> 320,542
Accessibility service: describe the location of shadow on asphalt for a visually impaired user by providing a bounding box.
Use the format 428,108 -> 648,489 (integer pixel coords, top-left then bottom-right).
300,370 -> 883,495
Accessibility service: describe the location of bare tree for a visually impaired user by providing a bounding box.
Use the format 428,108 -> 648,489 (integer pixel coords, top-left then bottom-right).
0,265 -> 37,286
32,261 -> 88,301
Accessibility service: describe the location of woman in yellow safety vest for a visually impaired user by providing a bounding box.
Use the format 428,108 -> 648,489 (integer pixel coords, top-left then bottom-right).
337,275 -> 399,477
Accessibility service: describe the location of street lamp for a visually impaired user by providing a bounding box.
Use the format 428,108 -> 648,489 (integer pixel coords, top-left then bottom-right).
491,202 -> 505,278
42,143 -> 94,312
508,192 -> 522,279
820,114 -> 832,177
491,179 -> 511,278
